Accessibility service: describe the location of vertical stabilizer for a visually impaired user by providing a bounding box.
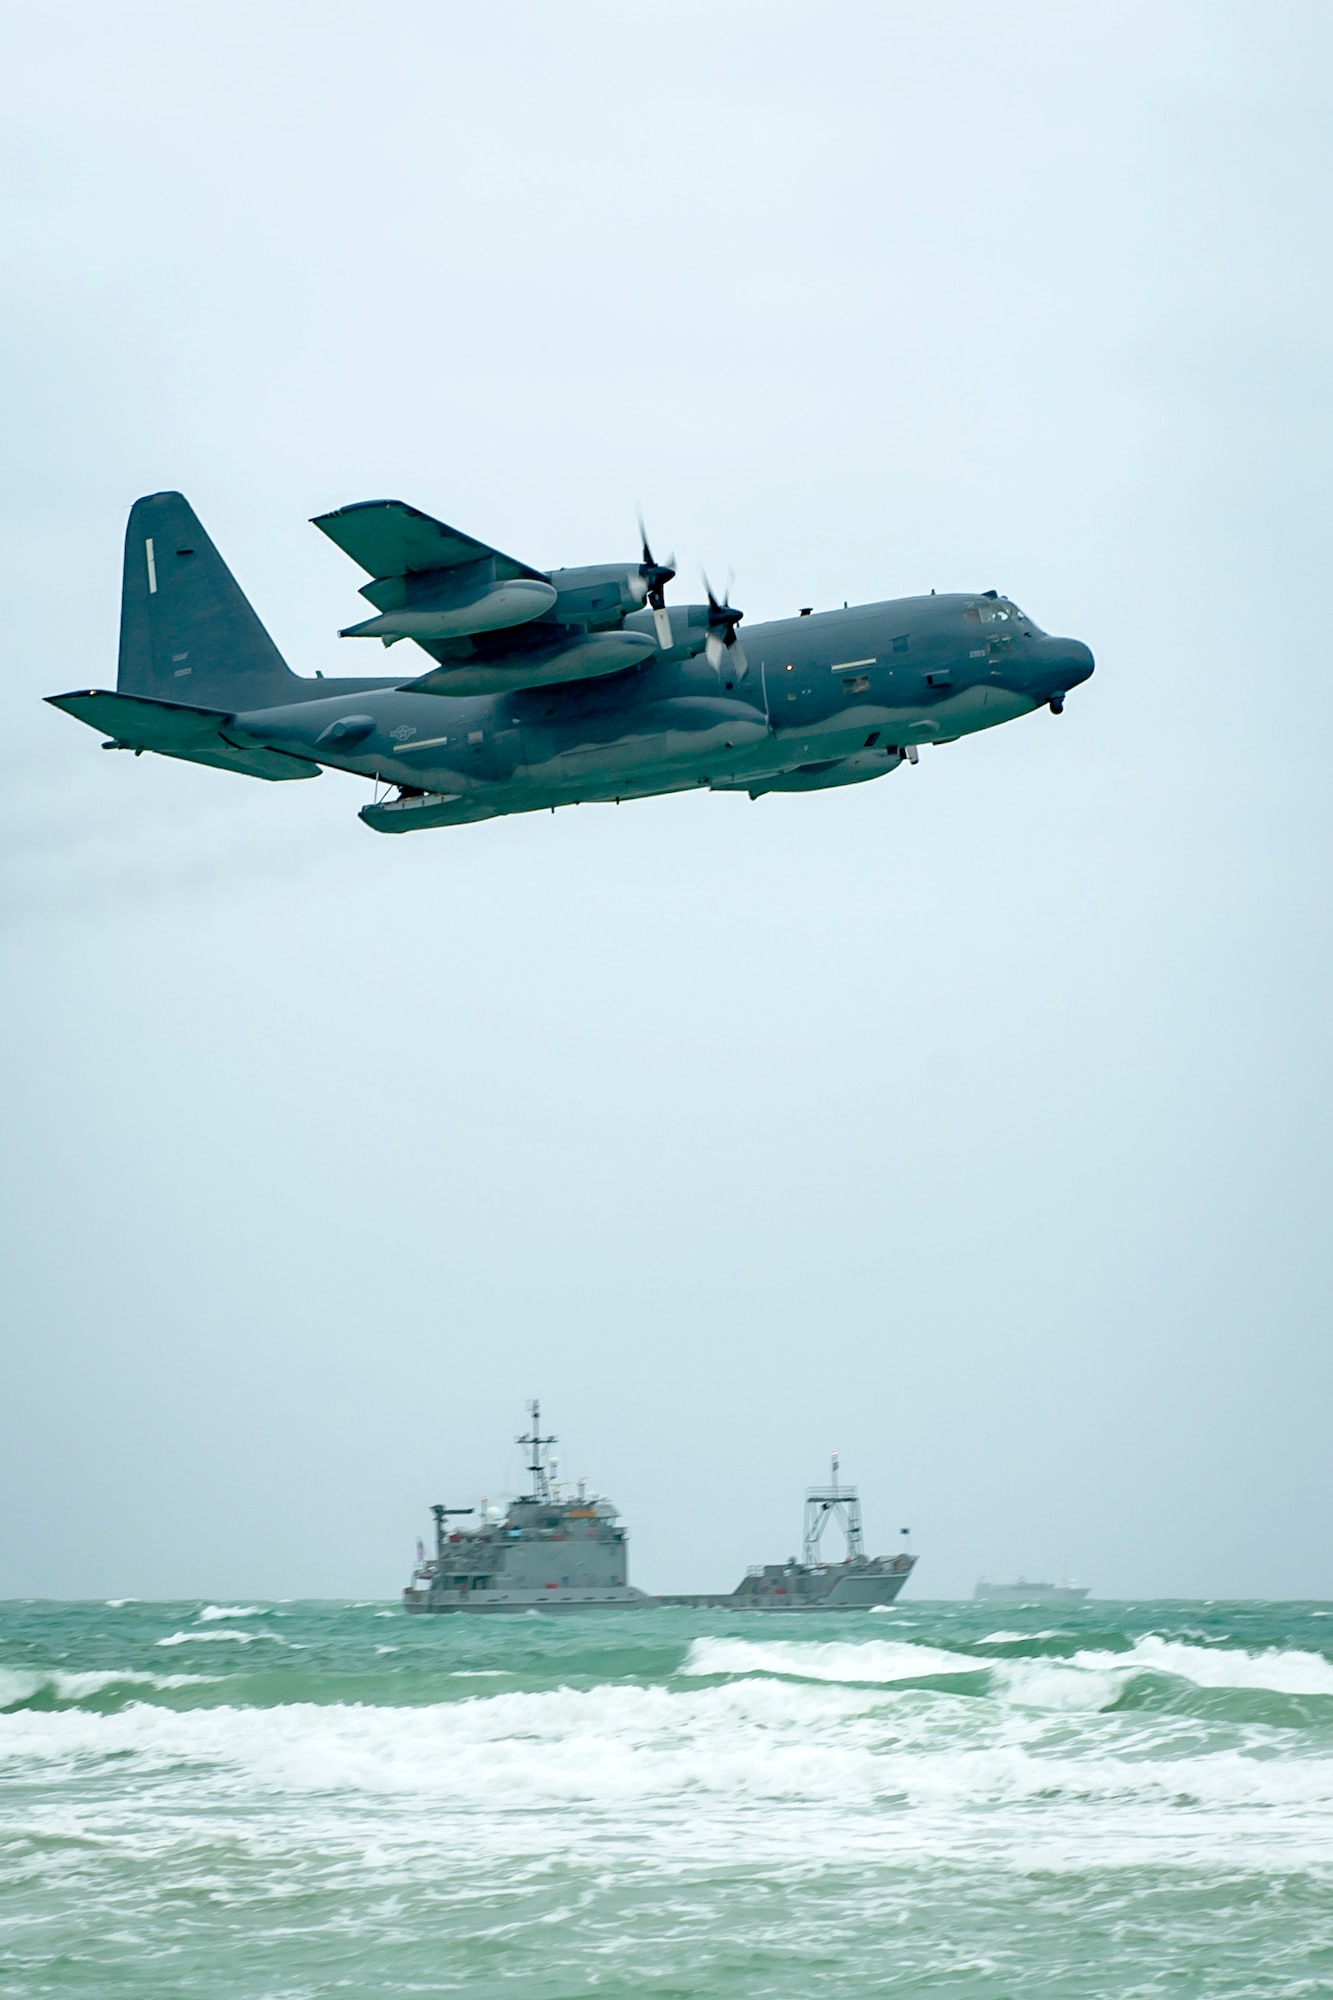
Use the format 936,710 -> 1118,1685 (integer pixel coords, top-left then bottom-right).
118,492 -> 301,709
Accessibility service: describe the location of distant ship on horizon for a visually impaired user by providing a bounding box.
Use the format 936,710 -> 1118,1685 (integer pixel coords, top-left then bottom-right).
974,1576 -> 1090,1605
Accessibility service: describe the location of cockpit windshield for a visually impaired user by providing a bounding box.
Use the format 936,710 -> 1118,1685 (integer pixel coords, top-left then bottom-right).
966,598 -> 1041,633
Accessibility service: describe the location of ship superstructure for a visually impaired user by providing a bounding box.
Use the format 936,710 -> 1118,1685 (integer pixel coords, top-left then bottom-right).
403,1402 -> 649,1614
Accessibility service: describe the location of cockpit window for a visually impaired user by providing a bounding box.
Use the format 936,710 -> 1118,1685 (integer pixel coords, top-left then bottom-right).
966,599 -> 1040,632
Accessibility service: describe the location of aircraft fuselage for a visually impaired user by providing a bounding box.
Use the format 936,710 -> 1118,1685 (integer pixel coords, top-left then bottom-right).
241,593 -> 1094,832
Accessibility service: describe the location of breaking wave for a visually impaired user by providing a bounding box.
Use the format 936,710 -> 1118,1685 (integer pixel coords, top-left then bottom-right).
4,1601 -> 1333,1995
0,1666 -> 215,1710
682,1631 -> 1333,1709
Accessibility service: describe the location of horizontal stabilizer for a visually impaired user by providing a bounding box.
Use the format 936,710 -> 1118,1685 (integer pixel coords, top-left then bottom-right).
312,499 -> 546,584
47,689 -> 320,782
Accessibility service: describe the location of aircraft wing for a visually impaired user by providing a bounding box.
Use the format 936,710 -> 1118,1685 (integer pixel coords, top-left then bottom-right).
47,690 -> 321,780
311,498 -> 655,696
310,499 -> 547,584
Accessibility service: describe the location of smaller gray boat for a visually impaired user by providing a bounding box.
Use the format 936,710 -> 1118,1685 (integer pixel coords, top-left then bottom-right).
660,1454 -> 917,1612
973,1577 -> 1090,1605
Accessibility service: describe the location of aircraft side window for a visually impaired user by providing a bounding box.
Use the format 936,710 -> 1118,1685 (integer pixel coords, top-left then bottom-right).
892,634 -> 908,653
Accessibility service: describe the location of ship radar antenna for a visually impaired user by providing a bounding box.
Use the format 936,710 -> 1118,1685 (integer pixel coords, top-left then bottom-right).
517,1398 -> 558,1504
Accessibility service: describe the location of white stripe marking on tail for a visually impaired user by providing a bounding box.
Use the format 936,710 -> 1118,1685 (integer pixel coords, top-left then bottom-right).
145,538 -> 157,593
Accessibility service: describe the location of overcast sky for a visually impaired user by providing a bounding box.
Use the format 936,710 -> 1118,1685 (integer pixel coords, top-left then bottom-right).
2,1 -> 1330,1599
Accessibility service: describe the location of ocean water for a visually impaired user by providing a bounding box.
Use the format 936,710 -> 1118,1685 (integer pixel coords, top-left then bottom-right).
3,1600 -> 1332,1997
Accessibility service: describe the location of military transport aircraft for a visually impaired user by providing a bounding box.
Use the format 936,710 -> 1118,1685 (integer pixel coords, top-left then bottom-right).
48,492 -> 1093,833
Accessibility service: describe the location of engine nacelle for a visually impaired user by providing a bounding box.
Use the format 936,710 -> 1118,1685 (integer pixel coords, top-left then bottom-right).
401,628 -> 657,697
340,576 -> 556,642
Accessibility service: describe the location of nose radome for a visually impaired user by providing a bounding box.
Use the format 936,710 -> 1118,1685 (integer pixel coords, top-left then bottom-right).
1030,634 -> 1094,698
1065,638 -> 1095,685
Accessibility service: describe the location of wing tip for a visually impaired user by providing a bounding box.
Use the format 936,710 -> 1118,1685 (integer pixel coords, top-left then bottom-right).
310,498 -> 413,528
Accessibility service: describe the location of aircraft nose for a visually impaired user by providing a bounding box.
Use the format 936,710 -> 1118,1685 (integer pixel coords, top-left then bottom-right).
1026,634 -> 1094,709
1064,638 -> 1095,685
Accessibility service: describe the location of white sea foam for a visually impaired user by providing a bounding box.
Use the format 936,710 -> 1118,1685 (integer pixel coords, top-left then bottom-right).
680,1633 -> 1119,1713
1092,1634 -> 1333,1697
4,1668 -> 1332,1886
683,1631 -> 1333,1709
196,1604 -> 261,1622
0,1666 -> 215,1707
156,1626 -> 299,1650
157,1629 -> 255,1647
682,1635 -> 983,1685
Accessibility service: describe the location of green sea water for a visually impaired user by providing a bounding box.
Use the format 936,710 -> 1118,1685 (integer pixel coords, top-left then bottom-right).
2,1597 -> 1332,1997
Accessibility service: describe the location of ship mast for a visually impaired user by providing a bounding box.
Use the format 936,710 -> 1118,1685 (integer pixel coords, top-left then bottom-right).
517,1399 -> 557,1503
802,1451 -> 865,1565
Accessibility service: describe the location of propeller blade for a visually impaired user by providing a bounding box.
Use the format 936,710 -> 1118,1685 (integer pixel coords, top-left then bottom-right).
702,565 -> 745,676
626,571 -> 648,604
635,513 -> 676,648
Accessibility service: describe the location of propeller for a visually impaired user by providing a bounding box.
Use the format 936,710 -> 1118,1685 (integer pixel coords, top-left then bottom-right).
703,570 -> 746,680
631,513 -> 676,651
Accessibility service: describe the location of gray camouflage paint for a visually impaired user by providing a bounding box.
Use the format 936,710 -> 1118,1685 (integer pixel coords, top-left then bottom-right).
48,491 -> 1093,831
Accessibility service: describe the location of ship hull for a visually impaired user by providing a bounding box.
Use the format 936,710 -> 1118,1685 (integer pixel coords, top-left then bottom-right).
659,1563 -> 915,1613
404,1585 -> 651,1615
403,1568 -> 915,1614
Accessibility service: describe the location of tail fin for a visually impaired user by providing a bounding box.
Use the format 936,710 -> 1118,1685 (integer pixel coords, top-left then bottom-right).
118,492 -> 302,709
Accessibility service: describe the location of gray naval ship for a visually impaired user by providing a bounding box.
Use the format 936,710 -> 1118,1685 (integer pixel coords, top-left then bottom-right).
974,1577 -> 1090,1605
661,1454 -> 917,1612
403,1403 -> 651,1613
403,1409 -> 916,1614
